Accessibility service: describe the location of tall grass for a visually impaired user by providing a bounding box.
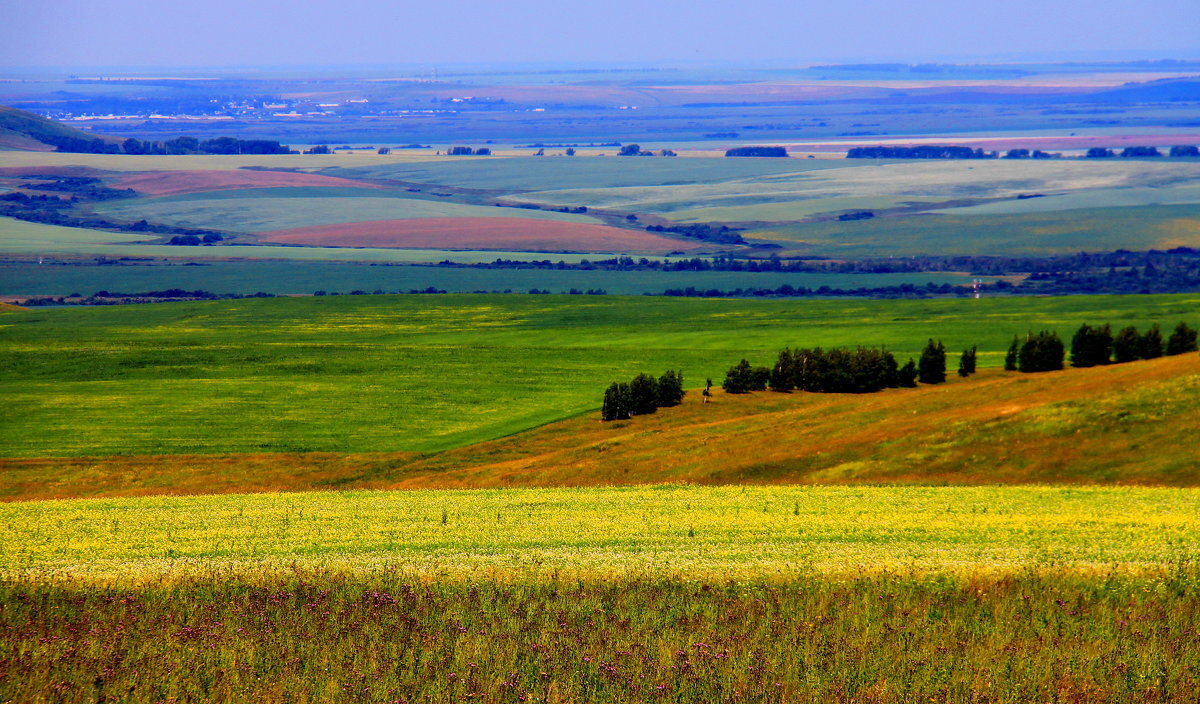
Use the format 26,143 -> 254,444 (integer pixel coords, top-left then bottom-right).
3,570 -> 1197,703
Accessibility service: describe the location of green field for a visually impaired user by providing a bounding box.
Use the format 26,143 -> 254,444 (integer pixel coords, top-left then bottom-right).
746,203 -> 1200,256
3,293 -> 1198,458
0,260 -> 985,297
323,156 -> 844,192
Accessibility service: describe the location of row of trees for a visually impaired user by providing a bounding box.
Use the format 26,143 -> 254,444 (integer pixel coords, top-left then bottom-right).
1004,331 -> 1065,373
120,136 -> 290,155
1086,146 -> 1200,158
1070,322 -> 1197,367
723,339 -> 971,396
601,371 -> 686,421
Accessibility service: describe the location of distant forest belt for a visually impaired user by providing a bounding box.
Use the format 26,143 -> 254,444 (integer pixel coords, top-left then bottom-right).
113,169 -> 384,196
5,354 -> 1199,502
256,217 -> 704,253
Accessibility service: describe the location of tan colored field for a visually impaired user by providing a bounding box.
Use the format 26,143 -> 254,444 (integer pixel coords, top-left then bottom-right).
114,169 -> 384,196
5,352 -> 1197,502
257,217 -> 702,253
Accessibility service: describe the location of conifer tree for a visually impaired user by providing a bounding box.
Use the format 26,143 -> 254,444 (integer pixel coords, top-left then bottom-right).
1113,326 -> 1142,363
1018,330 -> 1064,372
1070,323 -> 1112,367
957,345 -> 977,377
1167,322 -> 1198,355
1141,324 -> 1164,360
1004,336 -> 1019,371
897,358 -> 918,387
917,339 -> 946,384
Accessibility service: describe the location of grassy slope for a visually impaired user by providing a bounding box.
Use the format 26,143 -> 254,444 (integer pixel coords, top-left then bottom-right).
2,293 -> 1199,498
0,105 -> 118,151
5,353 -> 1198,500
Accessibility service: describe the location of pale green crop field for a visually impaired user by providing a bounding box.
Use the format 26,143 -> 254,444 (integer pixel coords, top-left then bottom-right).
0,217 -> 627,263
96,193 -> 601,233
4,484 -> 1197,582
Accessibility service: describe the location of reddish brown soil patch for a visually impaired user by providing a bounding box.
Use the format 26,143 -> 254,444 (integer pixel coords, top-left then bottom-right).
115,169 -> 383,196
258,217 -> 701,253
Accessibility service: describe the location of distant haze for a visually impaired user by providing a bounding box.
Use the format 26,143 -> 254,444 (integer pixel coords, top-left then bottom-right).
2,0 -> 1197,69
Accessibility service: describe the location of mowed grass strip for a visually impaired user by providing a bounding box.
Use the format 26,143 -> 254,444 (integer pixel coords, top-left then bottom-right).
2,485 -> 1198,581
2,293 -> 1199,459
5,571 -> 1198,703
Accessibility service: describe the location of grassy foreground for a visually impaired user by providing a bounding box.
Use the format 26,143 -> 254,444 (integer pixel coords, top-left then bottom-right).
4,293 -> 1199,459
4,571 -> 1197,703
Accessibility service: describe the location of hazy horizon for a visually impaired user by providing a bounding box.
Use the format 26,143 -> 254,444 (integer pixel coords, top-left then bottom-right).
3,0 -> 1198,71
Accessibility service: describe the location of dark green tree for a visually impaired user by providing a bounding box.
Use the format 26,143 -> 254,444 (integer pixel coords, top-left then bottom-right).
618,144 -> 641,156
897,358 -> 918,387
957,345 -> 977,377
1004,336 -> 1019,371
1166,321 -> 1198,355
769,349 -> 795,392
1140,324 -> 1164,359
1070,323 -> 1112,367
917,339 -> 946,384
1112,326 -> 1142,363
656,370 -> 685,407
1018,331 -> 1064,373
601,382 -> 631,421
722,359 -> 753,394
629,373 -> 659,415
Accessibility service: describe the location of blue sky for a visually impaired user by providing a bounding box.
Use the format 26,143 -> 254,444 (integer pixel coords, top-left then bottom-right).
2,0 -> 1197,69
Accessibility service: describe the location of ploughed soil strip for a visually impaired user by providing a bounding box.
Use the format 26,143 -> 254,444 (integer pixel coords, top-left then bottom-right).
114,169 -> 385,196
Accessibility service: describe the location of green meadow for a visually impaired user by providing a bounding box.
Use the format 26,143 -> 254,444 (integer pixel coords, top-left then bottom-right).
3,293 -> 1199,458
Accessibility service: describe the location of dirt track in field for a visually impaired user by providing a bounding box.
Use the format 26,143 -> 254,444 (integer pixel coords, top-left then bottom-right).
257,217 -> 701,253
114,169 -> 383,196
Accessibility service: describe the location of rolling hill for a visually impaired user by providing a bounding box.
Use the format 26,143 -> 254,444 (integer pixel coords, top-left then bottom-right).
0,105 -> 118,152
4,348 -> 1197,501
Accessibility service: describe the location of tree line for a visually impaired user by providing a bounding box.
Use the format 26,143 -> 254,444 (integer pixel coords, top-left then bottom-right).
600,322 -> 1199,421
53,135 -> 292,155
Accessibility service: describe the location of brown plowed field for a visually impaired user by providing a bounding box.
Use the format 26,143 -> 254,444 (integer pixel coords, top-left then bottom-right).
115,169 -> 382,196
257,217 -> 701,253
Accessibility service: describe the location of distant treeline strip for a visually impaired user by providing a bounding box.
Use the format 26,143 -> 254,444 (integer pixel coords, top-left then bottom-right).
50,135 -> 292,155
